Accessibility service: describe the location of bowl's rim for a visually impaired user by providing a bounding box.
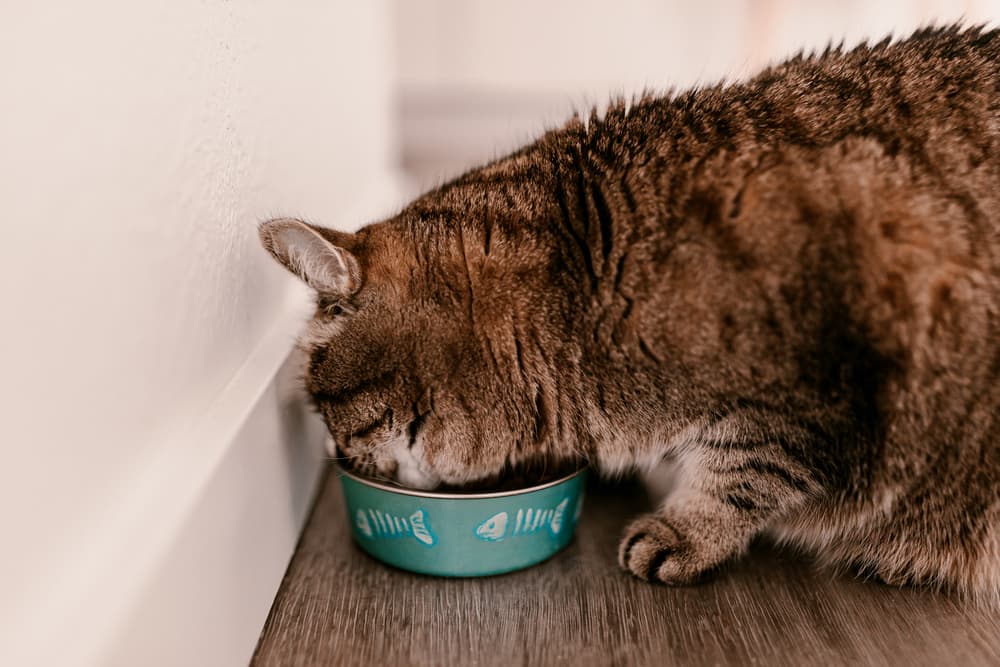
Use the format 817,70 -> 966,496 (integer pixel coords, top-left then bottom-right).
335,463 -> 588,499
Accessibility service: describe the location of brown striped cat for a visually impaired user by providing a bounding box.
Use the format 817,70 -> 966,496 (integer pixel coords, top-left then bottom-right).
260,26 -> 999,600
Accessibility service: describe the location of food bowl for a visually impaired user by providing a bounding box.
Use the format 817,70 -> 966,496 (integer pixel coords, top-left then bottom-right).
336,464 -> 587,577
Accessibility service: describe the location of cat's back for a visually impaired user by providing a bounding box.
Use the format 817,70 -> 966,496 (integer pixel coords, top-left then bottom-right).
730,28 -> 1000,596
734,26 -> 1000,149
725,28 -> 1000,455
603,26 -> 1000,355
671,26 -> 1000,343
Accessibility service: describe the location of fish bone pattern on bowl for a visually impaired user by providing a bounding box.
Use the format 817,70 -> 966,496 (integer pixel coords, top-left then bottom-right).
337,465 -> 587,577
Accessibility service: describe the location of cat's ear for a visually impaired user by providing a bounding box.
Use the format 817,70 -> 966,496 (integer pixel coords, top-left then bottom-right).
258,218 -> 360,296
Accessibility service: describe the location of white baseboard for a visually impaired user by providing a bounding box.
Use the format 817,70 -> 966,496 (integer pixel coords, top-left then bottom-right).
99,299 -> 327,667
27,289 -> 327,667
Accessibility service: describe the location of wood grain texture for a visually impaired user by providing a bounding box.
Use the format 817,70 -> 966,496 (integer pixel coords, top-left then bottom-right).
252,467 -> 1000,667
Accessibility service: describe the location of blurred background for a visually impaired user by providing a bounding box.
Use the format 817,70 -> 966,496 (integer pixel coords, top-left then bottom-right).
395,0 -> 1000,187
1,2 -> 998,665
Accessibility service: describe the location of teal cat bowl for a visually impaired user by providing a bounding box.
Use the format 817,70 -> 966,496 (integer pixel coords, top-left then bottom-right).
336,465 -> 587,577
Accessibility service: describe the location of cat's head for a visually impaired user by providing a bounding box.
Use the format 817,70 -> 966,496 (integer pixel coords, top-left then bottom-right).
259,215 -> 568,489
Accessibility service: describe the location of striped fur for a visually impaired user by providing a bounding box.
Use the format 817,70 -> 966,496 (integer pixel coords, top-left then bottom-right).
261,26 -> 1000,600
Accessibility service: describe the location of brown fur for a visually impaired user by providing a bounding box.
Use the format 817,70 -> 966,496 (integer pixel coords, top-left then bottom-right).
260,26 -> 1000,599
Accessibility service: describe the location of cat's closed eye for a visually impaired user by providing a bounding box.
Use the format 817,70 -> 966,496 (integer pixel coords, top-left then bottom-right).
319,299 -> 346,316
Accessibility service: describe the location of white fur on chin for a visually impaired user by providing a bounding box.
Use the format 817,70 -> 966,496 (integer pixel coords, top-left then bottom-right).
390,435 -> 441,490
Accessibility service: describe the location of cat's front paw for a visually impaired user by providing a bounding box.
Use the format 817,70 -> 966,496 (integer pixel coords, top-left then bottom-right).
618,513 -> 716,585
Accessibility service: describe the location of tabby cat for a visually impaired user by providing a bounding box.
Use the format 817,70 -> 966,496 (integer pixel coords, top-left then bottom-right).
260,26 -> 999,598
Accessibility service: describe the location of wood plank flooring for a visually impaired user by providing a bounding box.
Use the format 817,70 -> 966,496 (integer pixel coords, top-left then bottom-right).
251,467 -> 1000,666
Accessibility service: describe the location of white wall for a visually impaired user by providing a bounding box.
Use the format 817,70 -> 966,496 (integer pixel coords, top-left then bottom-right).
0,2 -> 400,665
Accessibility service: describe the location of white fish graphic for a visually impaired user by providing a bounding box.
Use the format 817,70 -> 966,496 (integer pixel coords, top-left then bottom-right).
355,507 -> 436,546
475,497 -> 570,542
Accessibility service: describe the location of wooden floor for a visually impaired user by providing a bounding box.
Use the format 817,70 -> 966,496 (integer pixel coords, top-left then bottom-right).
252,466 -> 999,666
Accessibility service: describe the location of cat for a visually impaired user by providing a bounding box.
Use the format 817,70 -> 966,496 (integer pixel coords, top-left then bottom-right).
259,25 -> 999,599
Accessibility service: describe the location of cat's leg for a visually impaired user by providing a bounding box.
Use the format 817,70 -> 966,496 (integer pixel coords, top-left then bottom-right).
618,426 -> 822,584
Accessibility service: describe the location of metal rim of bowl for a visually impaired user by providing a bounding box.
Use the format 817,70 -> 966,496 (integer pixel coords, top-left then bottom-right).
335,462 -> 588,499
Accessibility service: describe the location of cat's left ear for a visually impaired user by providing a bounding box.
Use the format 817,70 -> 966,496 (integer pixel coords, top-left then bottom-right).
258,218 -> 360,297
